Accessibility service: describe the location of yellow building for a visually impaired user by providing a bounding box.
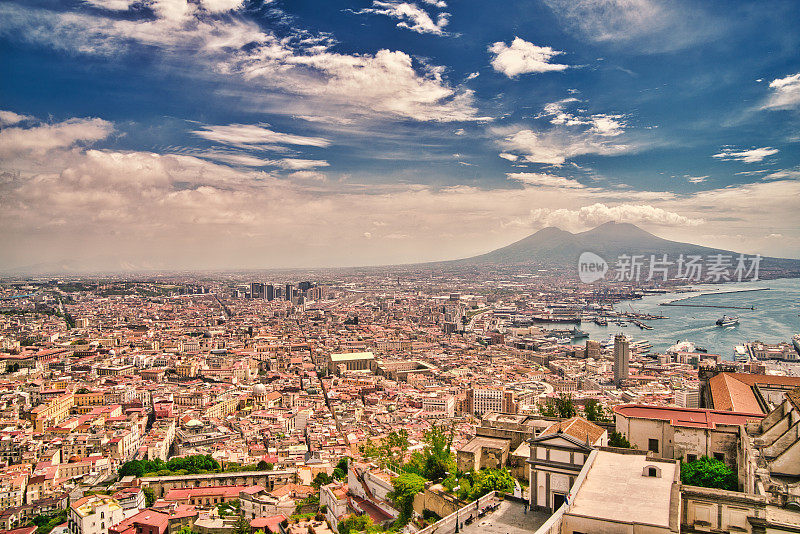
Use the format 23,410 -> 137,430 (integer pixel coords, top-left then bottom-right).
31,393 -> 74,433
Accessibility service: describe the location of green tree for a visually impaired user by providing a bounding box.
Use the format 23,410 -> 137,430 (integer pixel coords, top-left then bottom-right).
469,468 -> 515,500
681,456 -> 737,491
337,514 -> 375,534
583,399 -> 608,422
233,515 -> 250,534
312,472 -> 332,489
335,457 -> 349,475
408,424 -> 455,481
608,431 -> 631,448
555,393 -> 577,418
143,487 -> 156,507
390,473 -> 426,524
540,394 -> 576,419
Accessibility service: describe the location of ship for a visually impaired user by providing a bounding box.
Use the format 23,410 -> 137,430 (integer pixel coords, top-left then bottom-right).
716,315 -> 740,327
793,334 -> 800,357
594,317 -> 608,326
667,340 -> 701,354
734,345 -> 749,362
571,327 -> 589,339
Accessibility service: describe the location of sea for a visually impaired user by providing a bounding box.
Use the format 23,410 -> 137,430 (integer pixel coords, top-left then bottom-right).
577,277 -> 800,359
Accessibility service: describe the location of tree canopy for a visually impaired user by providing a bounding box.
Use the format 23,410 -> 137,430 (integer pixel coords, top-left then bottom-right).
407,425 -> 455,481
540,393 -> 577,418
469,468 -> 515,500
583,399 -> 609,422
337,514 -> 376,534
119,454 -> 220,477
390,473 -> 426,524
608,431 -> 631,448
681,456 -> 737,491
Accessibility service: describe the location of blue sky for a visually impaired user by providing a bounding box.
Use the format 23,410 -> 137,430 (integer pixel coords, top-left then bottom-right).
0,0 -> 799,270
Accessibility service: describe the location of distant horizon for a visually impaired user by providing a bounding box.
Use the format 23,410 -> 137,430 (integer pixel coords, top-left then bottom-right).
4,221 -> 800,276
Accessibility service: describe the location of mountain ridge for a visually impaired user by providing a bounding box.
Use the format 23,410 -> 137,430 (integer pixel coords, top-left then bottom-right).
452,222 -> 800,274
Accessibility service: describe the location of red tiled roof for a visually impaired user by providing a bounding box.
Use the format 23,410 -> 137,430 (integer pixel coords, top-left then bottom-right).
250,515 -> 286,533
709,373 -> 800,414
614,404 -> 763,428
542,416 -> 605,443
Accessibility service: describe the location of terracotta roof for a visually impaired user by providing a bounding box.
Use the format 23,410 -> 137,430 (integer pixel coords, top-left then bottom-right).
614,404 -> 762,429
250,515 -> 286,533
786,387 -> 800,412
709,373 -> 800,413
542,416 -> 605,444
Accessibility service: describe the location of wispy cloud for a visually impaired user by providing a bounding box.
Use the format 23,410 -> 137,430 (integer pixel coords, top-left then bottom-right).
761,72 -> 800,110
507,172 -> 585,188
192,124 -> 331,149
712,146 -> 778,163
352,1 -> 450,35
541,0 -> 722,53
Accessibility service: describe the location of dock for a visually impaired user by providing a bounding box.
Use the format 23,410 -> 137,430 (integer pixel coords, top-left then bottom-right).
698,287 -> 770,296
659,303 -> 755,310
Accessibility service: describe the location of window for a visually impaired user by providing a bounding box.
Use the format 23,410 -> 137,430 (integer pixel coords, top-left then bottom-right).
687,454 -> 697,462
714,452 -> 725,462
648,439 -> 659,453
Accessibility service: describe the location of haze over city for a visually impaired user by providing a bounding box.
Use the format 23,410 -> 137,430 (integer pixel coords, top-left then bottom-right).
2,0 -> 800,272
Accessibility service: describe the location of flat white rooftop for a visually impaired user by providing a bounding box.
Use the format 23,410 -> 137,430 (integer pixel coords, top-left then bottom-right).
568,451 -> 676,528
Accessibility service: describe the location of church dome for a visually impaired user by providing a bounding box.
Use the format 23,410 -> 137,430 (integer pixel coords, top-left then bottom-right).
253,383 -> 267,397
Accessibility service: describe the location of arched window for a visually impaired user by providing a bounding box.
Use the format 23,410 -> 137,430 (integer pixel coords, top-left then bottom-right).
643,465 -> 661,478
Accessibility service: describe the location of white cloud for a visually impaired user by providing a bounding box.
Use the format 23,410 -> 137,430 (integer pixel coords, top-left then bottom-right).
498,153 -> 518,162
529,203 -> 704,228
288,170 -> 327,182
684,175 -> 709,183
712,147 -> 779,163
497,126 -> 632,165
83,0 -> 135,11
274,159 -> 329,170
0,2 -> 482,123
200,0 -> 245,13
197,151 -> 274,167
196,152 -> 327,170
488,37 -> 568,77
762,168 -> 800,181
356,2 -> 450,35
762,72 -> 800,110
507,172 -> 585,189
3,126 -> 800,268
539,99 -> 626,136
0,117 -> 113,158
193,124 -> 331,148
0,110 -> 33,127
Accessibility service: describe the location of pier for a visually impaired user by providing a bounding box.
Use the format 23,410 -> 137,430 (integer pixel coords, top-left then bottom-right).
697,287 -> 770,296
659,303 -> 755,310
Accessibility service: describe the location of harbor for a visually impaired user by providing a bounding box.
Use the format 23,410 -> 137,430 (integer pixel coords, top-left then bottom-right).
574,277 -> 800,356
